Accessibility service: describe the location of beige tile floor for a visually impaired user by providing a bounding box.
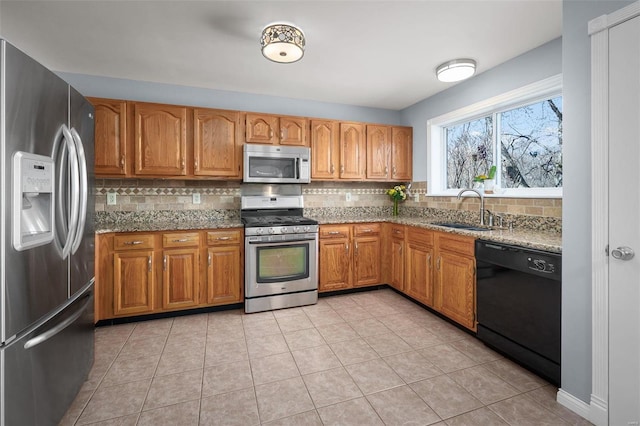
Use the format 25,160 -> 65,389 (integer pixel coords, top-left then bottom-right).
60,289 -> 592,426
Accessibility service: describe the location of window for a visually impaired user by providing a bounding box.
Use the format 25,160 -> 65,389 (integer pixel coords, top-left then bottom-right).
428,75 -> 562,197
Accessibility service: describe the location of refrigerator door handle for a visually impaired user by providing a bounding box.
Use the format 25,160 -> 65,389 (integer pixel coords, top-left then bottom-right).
23,295 -> 92,350
55,124 -> 80,259
70,127 -> 87,254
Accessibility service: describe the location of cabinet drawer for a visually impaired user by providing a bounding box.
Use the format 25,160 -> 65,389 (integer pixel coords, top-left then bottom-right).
163,232 -> 199,248
390,224 -> 405,239
436,233 -> 475,257
320,225 -> 350,239
407,227 -> 433,246
207,229 -> 242,246
354,223 -> 380,236
113,234 -> 155,251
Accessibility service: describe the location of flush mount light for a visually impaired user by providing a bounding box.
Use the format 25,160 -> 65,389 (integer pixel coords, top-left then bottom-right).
436,58 -> 477,82
261,23 -> 305,63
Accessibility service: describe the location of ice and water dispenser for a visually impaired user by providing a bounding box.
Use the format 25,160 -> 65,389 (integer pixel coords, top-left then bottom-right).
12,151 -> 55,251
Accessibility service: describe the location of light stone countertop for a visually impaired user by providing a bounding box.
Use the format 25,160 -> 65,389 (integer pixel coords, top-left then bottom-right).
309,215 -> 562,253
96,219 -> 243,234
96,215 -> 561,253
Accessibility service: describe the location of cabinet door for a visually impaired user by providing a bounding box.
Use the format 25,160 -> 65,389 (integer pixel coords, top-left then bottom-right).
311,120 -> 339,179
405,241 -> 435,307
162,248 -> 199,310
339,122 -> 366,180
436,252 -> 476,330
366,125 -> 391,180
134,103 -> 187,176
113,250 -> 154,316
206,246 -> 242,305
390,238 -> 404,291
319,239 -> 351,291
353,236 -> 381,287
391,127 -> 413,181
280,116 -> 308,146
246,113 -> 279,144
91,98 -> 128,176
194,109 -> 241,177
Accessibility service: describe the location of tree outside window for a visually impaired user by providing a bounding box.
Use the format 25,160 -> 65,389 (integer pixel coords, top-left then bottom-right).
445,96 -> 562,190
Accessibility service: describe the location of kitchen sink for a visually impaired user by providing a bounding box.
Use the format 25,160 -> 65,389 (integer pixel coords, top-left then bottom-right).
432,222 -> 491,232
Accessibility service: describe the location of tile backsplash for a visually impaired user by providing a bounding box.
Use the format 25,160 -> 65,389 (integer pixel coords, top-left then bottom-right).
95,179 -> 562,224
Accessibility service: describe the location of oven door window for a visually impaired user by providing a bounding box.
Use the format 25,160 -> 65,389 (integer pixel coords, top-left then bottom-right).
256,243 -> 309,283
248,156 -> 296,180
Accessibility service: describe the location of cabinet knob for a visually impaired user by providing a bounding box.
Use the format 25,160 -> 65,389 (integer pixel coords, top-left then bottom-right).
340,165 -> 344,174
163,255 -> 167,271
345,243 -> 349,254
392,166 -> 397,175
208,253 -> 212,266
194,159 -> 198,169
384,166 -> 388,175
148,256 -> 152,272
216,236 -> 231,241
124,240 -> 143,245
120,155 -> 125,168
330,164 -> 335,174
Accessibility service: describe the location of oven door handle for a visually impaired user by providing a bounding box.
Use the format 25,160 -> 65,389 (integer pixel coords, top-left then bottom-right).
247,236 -> 317,244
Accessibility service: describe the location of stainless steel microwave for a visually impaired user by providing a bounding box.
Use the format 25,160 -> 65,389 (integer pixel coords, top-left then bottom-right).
243,144 -> 311,184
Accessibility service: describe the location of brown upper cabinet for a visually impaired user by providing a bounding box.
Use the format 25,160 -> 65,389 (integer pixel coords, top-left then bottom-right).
366,125 -> 392,180
391,126 -> 413,181
134,102 -> 188,176
310,119 -> 340,179
90,98 -> 128,176
90,99 -> 242,179
90,97 -> 411,182
366,125 -> 413,181
193,109 -> 242,178
245,113 -> 308,146
339,122 -> 367,180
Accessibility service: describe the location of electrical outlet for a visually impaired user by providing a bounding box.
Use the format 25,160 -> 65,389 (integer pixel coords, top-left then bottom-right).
345,192 -> 352,202
192,193 -> 201,204
106,192 -> 117,205
414,193 -> 420,203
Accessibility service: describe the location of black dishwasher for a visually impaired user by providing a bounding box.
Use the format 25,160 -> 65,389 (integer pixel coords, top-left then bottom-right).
475,240 -> 561,385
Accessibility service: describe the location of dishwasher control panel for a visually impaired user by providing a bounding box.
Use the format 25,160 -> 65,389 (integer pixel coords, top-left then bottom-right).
527,257 -> 556,274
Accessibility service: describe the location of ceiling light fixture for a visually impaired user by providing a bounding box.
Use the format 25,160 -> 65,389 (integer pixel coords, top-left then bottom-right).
261,23 -> 305,64
436,59 -> 476,82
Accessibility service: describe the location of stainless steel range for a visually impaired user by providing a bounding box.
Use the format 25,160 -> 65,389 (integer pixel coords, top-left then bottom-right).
241,185 -> 319,313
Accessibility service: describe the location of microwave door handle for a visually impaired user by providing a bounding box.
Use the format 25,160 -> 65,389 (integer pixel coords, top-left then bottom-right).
296,158 -> 300,179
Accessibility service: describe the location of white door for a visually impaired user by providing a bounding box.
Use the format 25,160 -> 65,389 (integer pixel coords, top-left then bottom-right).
609,13 -> 640,426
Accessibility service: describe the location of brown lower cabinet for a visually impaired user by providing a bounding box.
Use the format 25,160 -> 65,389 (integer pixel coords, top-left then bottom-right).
382,224 -> 477,331
95,228 -> 243,322
318,223 -> 382,291
96,223 -> 475,331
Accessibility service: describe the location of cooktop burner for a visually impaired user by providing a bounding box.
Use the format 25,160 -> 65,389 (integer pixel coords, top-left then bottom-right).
242,215 -> 318,227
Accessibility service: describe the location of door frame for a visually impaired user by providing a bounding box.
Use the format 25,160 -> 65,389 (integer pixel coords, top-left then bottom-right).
586,3 -> 640,425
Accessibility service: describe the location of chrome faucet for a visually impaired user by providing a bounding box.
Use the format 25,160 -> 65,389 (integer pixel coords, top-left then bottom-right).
457,189 -> 485,226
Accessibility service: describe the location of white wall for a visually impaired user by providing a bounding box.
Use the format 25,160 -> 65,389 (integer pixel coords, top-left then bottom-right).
561,0 -> 633,404
399,38 -> 562,182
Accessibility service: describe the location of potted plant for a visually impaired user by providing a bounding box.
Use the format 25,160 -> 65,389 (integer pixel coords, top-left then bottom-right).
386,185 -> 407,216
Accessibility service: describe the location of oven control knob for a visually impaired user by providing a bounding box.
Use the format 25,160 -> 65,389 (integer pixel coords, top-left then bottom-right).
304,226 -> 310,232
293,226 -> 300,233
268,228 -> 275,234
281,227 -> 288,233
255,228 -> 263,235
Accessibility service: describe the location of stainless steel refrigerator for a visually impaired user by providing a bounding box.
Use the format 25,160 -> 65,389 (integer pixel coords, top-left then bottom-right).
0,39 -> 95,425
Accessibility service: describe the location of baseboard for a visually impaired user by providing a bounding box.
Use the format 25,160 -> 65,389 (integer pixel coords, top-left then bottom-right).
557,389 -> 595,424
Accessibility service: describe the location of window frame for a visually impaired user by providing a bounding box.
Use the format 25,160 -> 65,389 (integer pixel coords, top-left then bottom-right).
427,74 -> 563,198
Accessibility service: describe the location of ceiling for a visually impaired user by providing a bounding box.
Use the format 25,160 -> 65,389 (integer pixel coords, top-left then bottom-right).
0,1 -> 562,110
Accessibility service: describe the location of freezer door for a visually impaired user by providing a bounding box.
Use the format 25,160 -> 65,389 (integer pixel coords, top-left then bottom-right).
69,87 -> 95,297
1,40 -> 69,342
0,286 -> 94,426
